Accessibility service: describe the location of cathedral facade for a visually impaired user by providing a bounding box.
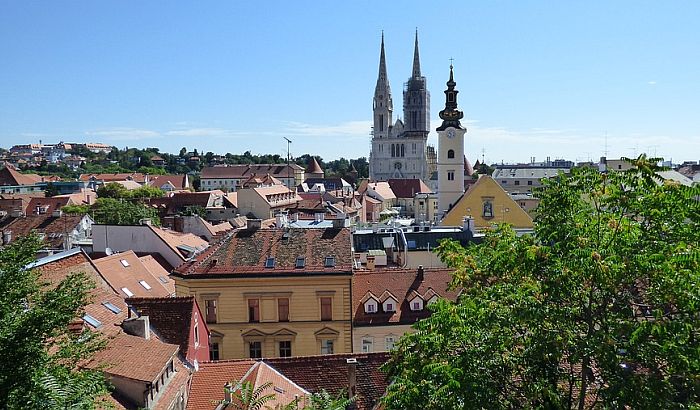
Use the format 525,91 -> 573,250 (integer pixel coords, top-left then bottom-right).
369,32 -> 431,181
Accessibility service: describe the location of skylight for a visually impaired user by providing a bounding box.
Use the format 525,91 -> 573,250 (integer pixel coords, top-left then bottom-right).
324,256 -> 335,268
158,276 -> 169,284
265,257 -> 275,268
82,314 -> 102,328
295,257 -> 305,269
120,259 -> 130,267
121,287 -> 134,297
139,280 -> 152,290
102,301 -> 122,314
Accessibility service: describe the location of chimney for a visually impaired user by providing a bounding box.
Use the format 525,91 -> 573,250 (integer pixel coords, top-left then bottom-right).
2,230 -> 11,245
366,255 -> 376,270
122,316 -> 150,340
346,358 -> 357,401
417,265 -> 424,281
275,212 -> 287,229
247,218 -> 262,230
463,216 -> 476,236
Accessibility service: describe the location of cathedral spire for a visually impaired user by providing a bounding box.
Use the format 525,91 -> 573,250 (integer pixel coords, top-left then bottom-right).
412,29 -> 421,78
437,64 -> 464,131
375,31 -> 390,94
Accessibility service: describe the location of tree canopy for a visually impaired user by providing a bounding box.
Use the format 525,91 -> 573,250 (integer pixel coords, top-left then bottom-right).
382,156 -> 700,409
0,234 -> 110,408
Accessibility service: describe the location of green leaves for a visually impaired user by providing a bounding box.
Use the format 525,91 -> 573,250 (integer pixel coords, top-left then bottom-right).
382,162 -> 700,408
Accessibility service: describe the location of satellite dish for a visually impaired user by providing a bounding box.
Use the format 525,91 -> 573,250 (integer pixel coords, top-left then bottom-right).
105,247 -> 114,256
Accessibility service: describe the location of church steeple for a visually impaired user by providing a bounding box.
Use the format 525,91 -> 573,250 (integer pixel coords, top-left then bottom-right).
375,31 -> 391,95
436,64 -> 464,131
412,29 -> 421,78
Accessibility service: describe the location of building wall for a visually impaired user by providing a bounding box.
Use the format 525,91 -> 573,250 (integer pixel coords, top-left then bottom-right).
174,275 -> 353,360
353,324 -> 412,353
236,189 -> 272,219
441,176 -> 533,229
187,305 -> 211,365
92,224 -> 184,268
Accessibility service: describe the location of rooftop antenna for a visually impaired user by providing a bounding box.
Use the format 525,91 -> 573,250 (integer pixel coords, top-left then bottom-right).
604,131 -> 609,158
283,137 -> 292,188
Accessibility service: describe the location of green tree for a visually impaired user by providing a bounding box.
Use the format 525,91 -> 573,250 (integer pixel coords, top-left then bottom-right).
43,182 -> 60,197
382,156 -> 700,409
91,198 -> 160,226
130,185 -> 165,200
62,204 -> 91,215
0,234 -> 110,408
228,381 -> 276,410
96,182 -> 132,199
305,389 -> 355,410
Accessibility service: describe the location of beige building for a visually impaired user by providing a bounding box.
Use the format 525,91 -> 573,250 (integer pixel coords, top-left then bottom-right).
236,184 -> 301,219
352,267 -> 457,352
442,175 -> 534,230
172,226 -> 354,360
200,164 -> 304,191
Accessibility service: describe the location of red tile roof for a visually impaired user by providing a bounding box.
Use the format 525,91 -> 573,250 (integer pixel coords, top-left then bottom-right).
138,254 -> 176,295
85,333 -> 179,383
306,157 -> 324,174
79,172 -> 147,183
352,268 -> 458,326
173,227 -> 353,277
92,251 -> 173,298
0,213 -> 88,249
0,165 -> 44,186
387,178 -> 432,198
187,359 -> 256,409
201,164 -> 303,179
148,175 -> 188,190
125,297 -> 196,358
26,196 -> 71,215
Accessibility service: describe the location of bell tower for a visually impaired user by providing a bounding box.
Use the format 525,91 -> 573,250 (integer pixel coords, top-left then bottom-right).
436,64 -> 466,217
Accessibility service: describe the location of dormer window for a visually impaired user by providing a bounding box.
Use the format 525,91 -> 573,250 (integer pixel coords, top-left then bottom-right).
324,256 -> 335,268
364,300 -> 377,314
409,296 -> 424,311
295,257 -> 305,268
265,257 -> 275,268
382,297 -> 398,313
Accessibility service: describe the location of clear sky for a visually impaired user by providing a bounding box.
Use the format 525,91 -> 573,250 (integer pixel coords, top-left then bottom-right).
1,1 -> 698,164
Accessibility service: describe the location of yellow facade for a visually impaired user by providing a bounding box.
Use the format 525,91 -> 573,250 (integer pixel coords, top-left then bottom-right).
175,275 -> 352,360
441,175 -> 534,229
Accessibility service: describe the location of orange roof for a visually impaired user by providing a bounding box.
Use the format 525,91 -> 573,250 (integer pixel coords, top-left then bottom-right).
148,225 -> 209,261
306,157 -> 324,174
86,333 -> 178,383
92,251 -> 173,298
138,254 -> 176,295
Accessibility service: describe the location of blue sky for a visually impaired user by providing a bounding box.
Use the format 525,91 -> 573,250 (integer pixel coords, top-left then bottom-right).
1,1 -> 698,164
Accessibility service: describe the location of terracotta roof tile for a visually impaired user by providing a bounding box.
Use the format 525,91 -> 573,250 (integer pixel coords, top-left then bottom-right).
148,175 -> 188,190
92,251 -> 173,298
125,297 -> 195,356
201,164 -> 303,180
138,254 -> 176,295
187,360 -> 256,409
173,227 -> 353,277
0,214 -> 88,249
86,333 -> 178,383
78,173 -> 147,183
148,225 -> 209,261
387,178 -> 432,198
352,268 -> 458,326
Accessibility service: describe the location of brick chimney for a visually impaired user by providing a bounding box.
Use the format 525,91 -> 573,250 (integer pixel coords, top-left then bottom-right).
366,255 -> 376,270
346,358 -> 357,401
417,265 -> 424,281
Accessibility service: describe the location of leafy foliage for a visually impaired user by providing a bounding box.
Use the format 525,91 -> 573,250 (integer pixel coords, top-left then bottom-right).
228,381 -> 276,410
305,389 -> 355,410
91,198 -> 161,226
382,155 -> 700,409
0,234 -> 110,408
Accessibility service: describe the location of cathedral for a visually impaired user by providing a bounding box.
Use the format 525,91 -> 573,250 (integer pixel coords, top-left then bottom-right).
369,32 -> 434,181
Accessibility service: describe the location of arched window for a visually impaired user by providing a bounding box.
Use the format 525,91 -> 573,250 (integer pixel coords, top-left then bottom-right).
391,144 -> 395,157
401,144 -> 405,157
447,149 -> 455,159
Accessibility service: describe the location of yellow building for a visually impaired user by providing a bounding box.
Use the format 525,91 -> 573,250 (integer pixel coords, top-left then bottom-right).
441,175 -> 533,229
172,226 -> 353,360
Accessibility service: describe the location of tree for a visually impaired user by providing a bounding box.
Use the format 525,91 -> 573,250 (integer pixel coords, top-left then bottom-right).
305,389 -> 355,410
43,182 -> 60,198
227,381 -> 276,410
0,234 -> 110,408
91,198 -> 161,226
96,182 -> 132,199
382,156 -> 700,409
130,185 -> 165,200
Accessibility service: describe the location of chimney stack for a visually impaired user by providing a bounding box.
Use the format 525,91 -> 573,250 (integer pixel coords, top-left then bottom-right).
122,316 -> 151,340
246,218 -> 262,230
366,255 -> 376,270
417,265 -> 424,281
346,358 -> 357,401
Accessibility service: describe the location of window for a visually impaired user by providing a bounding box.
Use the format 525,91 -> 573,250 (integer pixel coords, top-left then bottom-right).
210,342 -> 220,361
514,180 -> 520,186
139,280 -> 151,290
158,276 -> 169,284
365,301 -> 376,313
83,314 -> 102,328
194,323 -> 199,347
320,297 -> 332,321
205,299 -> 217,323
447,171 -> 455,181
362,338 -> 373,353
321,339 -> 334,355
248,299 -> 260,323
385,302 -> 394,312
279,341 -> 292,358
249,341 -> 262,358
278,298 -> 289,322
527,180 -> 533,186
379,114 -> 384,132
447,149 -> 455,159
386,336 -> 396,350
102,301 -> 121,314
411,300 -> 423,311
295,257 -> 305,268
120,259 -> 130,267
401,144 -> 405,157
483,201 -> 494,218
265,257 -> 275,268
324,256 -> 335,268
391,144 -> 395,157
121,287 -> 134,297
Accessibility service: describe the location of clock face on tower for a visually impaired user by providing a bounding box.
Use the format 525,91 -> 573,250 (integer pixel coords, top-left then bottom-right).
447,129 -> 455,139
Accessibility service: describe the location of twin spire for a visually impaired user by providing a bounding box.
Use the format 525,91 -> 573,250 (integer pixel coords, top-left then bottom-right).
375,30 -> 423,92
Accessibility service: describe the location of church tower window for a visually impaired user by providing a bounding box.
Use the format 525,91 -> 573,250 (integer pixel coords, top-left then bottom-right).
447,149 -> 455,159
401,144 -> 405,157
